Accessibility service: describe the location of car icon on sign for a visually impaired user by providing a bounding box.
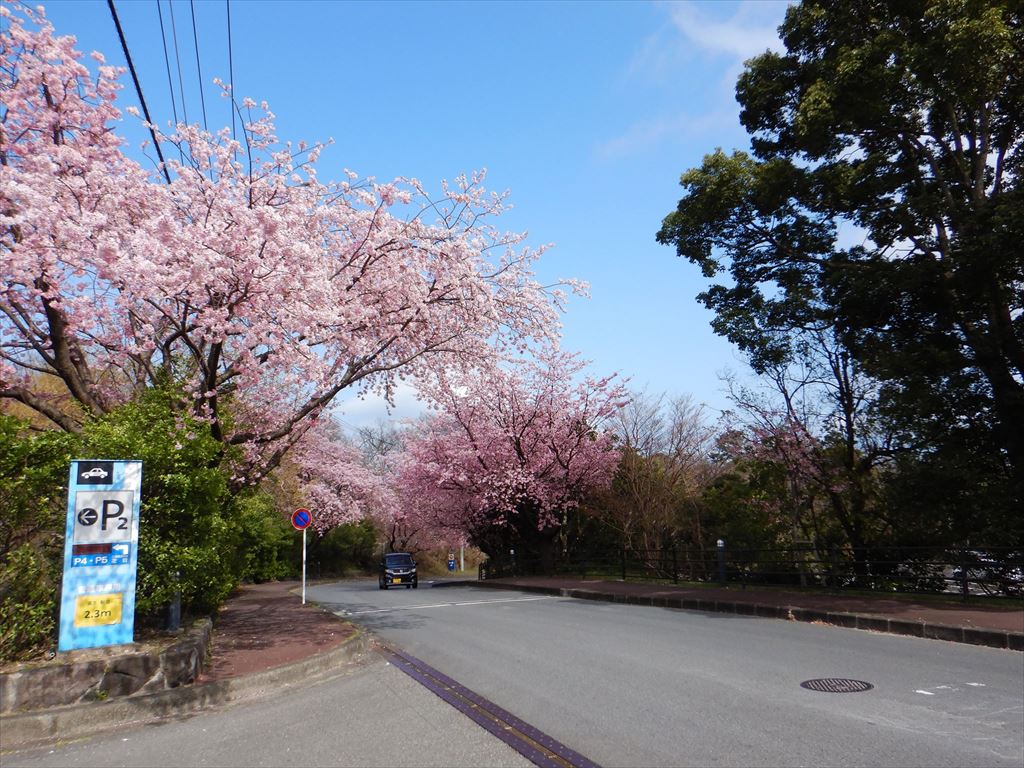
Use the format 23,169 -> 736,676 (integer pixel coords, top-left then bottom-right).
81,468 -> 109,479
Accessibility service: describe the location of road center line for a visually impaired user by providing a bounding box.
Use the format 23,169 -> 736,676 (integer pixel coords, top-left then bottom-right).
340,595 -> 558,615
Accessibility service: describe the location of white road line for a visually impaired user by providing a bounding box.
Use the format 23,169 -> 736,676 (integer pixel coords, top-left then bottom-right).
916,690 -> 935,695
452,596 -> 557,607
339,595 -> 558,616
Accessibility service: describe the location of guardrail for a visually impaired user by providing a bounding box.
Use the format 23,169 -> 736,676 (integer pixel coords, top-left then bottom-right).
480,545 -> 1024,599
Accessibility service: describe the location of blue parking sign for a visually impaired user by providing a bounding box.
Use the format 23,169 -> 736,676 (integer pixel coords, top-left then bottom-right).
58,460 -> 142,651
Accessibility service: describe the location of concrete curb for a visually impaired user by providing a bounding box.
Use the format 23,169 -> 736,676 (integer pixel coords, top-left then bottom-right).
0,628 -> 372,753
433,580 -> 1024,652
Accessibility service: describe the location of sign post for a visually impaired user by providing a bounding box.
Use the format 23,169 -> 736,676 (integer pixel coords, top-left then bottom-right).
58,460 -> 143,652
291,508 -> 312,604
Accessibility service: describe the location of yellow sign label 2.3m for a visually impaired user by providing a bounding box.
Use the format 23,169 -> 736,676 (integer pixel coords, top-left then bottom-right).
74,593 -> 123,627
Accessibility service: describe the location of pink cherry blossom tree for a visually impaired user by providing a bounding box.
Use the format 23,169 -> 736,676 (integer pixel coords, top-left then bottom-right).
393,350 -> 627,570
282,419 -> 397,535
1,4 -> 576,487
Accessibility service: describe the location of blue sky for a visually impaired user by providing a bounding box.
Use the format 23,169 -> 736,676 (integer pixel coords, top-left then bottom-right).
38,0 -> 791,429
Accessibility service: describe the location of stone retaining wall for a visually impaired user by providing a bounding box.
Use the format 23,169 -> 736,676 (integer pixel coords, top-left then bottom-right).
0,619 -> 212,714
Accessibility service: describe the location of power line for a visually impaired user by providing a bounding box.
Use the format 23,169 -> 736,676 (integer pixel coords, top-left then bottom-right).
168,0 -> 189,126
106,0 -> 172,184
190,0 -> 209,133
226,0 -> 236,143
155,0 -> 180,127
154,0 -> 185,166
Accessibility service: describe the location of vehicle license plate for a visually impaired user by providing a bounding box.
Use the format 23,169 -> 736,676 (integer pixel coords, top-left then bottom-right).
392,577 -> 401,584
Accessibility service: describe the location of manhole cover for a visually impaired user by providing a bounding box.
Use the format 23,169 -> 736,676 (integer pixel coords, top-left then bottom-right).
800,678 -> 874,693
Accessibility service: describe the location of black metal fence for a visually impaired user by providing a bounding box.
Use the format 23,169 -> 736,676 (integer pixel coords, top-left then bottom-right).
479,545 -> 1024,599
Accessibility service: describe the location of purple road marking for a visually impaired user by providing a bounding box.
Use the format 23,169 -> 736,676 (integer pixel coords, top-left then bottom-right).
383,648 -> 600,768
390,648 -> 601,768
393,660 -> 556,767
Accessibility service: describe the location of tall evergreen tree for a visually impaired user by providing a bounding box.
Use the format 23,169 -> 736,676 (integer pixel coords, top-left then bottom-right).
658,0 -> 1023,537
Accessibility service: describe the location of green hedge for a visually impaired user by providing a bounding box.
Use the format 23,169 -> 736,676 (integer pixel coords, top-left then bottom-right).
0,388 -> 299,663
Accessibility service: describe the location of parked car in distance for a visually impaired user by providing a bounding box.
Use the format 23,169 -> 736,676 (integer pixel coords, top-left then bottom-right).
379,552 -> 417,590
949,549 -> 1024,597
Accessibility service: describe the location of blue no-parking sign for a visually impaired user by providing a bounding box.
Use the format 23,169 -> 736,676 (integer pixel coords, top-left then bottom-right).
291,507 -> 312,530
58,460 -> 142,652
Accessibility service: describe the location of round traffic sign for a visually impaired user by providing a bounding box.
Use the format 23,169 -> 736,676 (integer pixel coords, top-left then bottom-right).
291,508 -> 312,530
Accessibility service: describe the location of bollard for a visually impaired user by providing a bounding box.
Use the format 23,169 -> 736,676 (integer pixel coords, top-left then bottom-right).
716,539 -> 726,586
167,570 -> 182,632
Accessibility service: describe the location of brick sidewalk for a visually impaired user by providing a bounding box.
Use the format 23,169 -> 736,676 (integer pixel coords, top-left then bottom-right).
196,580 -> 357,682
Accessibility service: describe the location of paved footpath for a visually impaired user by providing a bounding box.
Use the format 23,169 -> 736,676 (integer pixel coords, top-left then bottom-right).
196,580 -> 360,682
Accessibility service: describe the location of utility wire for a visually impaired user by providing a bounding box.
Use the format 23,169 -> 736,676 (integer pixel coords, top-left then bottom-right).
190,0 -> 209,132
168,0 -> 189,126
155,0 -> 182,152
155,1 -> 179,126
155,0 -> 186,165
106,0 -> 172,184
226,0 -> 236,143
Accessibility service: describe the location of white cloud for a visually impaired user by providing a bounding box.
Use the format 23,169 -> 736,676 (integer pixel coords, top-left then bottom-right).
625,1 -> 787,84
665,1 -> 788,61
600,1 -> 790,159
595,109 -> 734,159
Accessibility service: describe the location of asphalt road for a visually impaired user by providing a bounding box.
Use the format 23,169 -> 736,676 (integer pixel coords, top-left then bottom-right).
311,579 -> 1024,768
7,579 -> 1021,768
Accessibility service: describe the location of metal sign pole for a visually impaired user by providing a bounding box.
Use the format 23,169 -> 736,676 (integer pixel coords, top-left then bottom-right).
290,508 -> 312,605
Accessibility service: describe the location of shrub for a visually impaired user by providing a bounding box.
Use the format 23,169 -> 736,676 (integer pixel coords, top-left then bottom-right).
0,415 -> 75,663
1,386 -> 327,658
231,492 -> 295,583
0,544 -> 58,663
77,390 -> 238,622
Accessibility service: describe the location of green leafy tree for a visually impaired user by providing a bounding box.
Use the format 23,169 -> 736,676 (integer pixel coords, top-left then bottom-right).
658,0 -> 1023,530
